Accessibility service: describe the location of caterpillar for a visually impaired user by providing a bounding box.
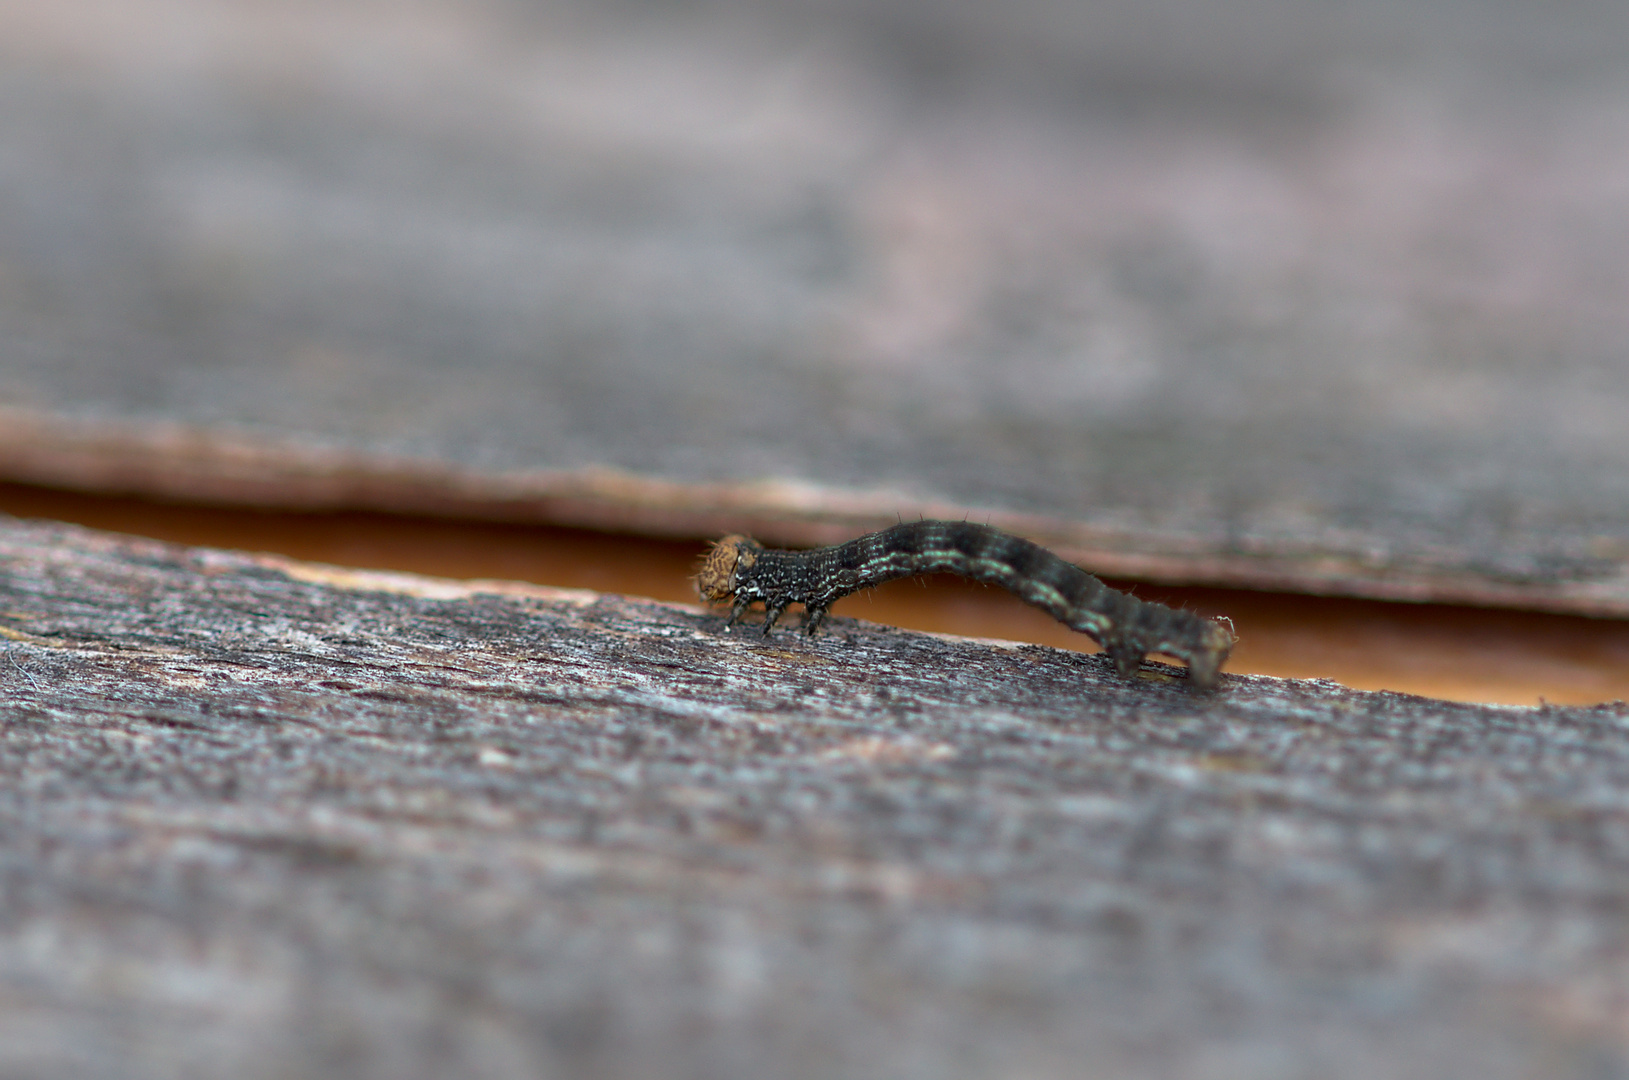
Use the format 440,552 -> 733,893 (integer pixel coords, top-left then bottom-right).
696,521 -> 1235,689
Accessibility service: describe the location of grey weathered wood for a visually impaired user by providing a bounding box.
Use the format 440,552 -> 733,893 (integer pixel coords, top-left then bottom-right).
3,515 -> 1629,1078
3,0 -> 1629,614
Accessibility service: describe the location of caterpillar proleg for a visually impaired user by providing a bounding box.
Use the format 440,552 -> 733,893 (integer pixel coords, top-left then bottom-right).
697,521 -> 1235,690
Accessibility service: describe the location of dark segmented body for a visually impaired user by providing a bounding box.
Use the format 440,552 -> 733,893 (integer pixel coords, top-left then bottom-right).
696,521 -> 1235,689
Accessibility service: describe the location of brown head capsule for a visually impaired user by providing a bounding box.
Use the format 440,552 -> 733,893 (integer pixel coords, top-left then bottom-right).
696,535 -> 758,602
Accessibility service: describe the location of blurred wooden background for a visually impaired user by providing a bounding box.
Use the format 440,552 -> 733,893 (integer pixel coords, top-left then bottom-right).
3,0 -> 1629,615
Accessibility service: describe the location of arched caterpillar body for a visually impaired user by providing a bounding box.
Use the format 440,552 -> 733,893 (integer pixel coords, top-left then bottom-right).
696,521 -> 1236,689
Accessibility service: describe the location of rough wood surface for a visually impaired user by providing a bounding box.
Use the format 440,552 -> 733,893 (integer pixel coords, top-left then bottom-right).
4,516 -> 1629,1078
2,0 -> 1629,614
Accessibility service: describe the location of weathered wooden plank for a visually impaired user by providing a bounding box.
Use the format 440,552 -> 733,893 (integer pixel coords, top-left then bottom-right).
3,516 -> 1629,1078
2,0 -> 1629,614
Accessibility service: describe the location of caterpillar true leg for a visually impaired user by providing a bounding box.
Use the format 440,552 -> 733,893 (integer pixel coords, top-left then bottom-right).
761,601 -> 790,635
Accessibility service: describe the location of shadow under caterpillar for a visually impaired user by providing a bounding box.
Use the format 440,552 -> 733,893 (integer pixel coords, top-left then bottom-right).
696,521 -> 1235,690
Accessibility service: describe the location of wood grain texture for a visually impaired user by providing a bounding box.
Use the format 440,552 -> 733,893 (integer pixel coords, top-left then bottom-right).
4,515 -> 1629,1078
2,0 -> 1629,614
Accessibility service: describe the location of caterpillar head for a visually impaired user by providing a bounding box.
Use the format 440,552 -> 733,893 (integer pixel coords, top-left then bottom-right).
695,535 -> 762,603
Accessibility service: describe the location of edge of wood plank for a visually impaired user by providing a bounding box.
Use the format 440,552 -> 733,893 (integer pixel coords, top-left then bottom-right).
2,406 -> 1627,618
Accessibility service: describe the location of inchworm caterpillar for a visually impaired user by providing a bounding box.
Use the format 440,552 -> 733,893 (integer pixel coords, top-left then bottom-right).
696,521 -> 1235,689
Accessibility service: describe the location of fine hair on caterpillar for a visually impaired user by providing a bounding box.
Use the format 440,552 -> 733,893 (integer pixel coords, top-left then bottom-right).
696,521 -> 1236,690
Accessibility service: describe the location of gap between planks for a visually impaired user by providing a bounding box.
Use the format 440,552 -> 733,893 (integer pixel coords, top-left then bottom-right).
2,482 -> 1627,707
